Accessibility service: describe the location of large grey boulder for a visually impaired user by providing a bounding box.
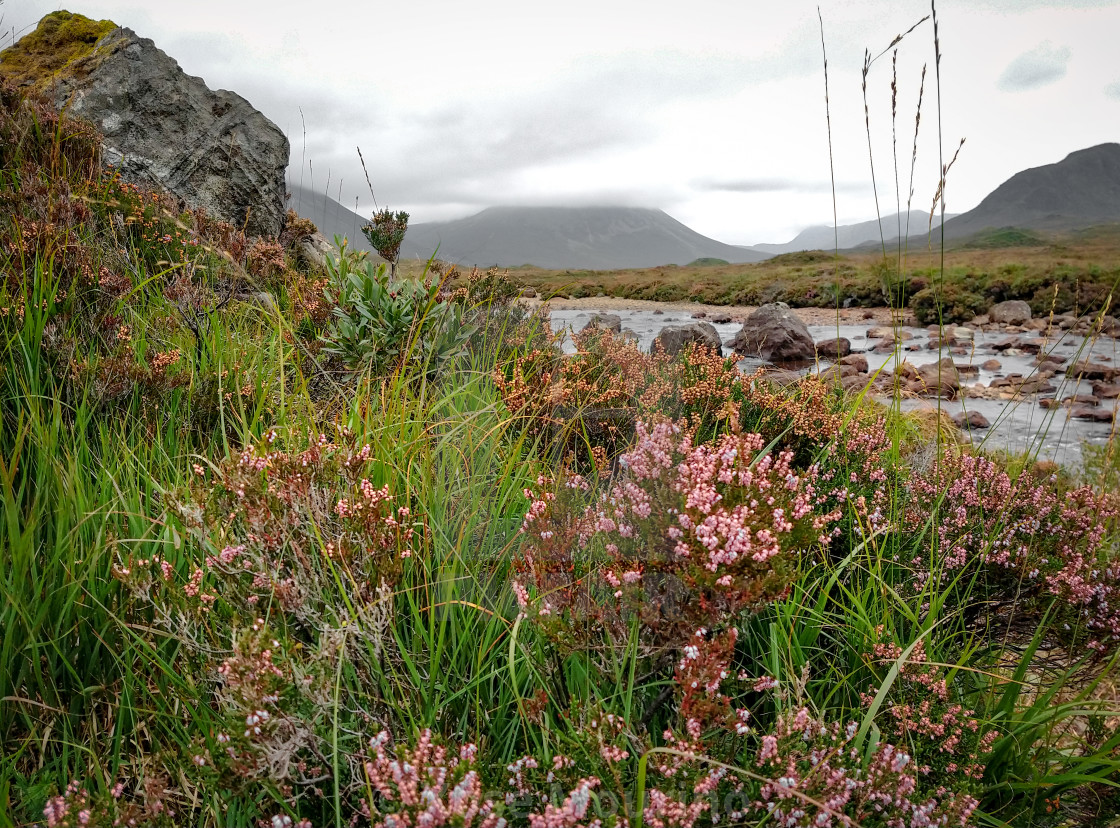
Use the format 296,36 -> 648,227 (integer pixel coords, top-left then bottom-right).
729,302 -> 815,364
653,322 -> 723,357
989,300 -> 1032,326
583,313 -> 622,334
4,13 -> 290,237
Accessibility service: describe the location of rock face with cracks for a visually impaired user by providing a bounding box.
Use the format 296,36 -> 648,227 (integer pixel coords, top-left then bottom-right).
1,12 -> 290,238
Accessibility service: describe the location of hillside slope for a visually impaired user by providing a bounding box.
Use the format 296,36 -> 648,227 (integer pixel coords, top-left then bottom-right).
755,211 -> 953,254
287,183 -> 377,255
941,143 -> 1120,239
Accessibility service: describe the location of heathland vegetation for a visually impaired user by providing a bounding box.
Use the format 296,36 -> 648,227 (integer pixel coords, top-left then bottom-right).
468,232 -> 1120,325
4,12 -> 1120,828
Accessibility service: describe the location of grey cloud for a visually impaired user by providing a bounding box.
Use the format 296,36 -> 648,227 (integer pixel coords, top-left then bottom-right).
966,0 -> 1116,7
998,41 -> 1072,91
695,177 -> 870,195
1107,80 -> 1120,100
267,55 -> 743,216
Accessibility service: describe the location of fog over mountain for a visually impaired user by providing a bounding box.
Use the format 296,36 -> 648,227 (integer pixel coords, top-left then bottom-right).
753,211 -> 954,254
289,142 -> 1120,270
287,186 -> 771,269
399,206 -> 770,269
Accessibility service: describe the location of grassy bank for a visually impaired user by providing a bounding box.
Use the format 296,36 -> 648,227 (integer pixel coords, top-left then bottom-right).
417,227 -> 1120,323
4,75 -> 1120,828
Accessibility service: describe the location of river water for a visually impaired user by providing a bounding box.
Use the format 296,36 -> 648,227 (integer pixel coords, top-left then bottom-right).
549,307 -> 1119,468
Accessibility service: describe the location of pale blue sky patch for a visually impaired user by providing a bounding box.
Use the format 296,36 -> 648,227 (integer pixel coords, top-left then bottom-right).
998,41 -> 1073,91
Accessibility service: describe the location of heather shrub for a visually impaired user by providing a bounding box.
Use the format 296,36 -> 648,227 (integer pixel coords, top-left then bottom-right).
752,707 -> 979,827
494,327 -> 668,466
362,729 -> 504,828
903,452 -> 1120,650
494,327 -> 744,469
910,284 -> 988,324
516,420 -> 841,652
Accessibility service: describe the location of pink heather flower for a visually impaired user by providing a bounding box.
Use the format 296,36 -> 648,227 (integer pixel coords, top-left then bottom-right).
758,734 -> 779,764
527,778 -> 600,828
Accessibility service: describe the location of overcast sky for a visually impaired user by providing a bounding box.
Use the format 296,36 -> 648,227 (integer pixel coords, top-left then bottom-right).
6,0 -> 1120,244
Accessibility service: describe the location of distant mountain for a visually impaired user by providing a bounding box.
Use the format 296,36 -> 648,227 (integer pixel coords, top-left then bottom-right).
939,143 -> 1120,240
754,211 -> 953,254
287,183 -> 377,255
286,191 -> 769,270
398,206 -> 771,270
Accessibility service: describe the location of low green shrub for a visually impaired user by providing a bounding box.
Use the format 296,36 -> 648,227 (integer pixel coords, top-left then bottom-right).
320,239 -> 475,377
910,283 -> 989,323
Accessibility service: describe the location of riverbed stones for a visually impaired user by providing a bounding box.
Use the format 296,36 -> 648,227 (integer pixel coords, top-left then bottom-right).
653,322 -> 723,357
989,301 -> 1032,325
816,337 -> 852,359
729,303 -> 815,364
981,359 -> 1002,372
952,411 -> 991,429
584,313 -> 622,334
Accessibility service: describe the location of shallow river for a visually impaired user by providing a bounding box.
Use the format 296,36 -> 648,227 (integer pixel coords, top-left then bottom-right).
549,307 -> 1120,468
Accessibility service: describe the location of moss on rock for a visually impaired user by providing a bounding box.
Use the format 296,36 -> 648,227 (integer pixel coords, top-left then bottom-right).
0,11 -> 118,90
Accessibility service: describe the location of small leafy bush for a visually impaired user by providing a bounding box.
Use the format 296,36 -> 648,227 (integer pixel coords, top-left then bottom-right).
321,239 -> 475,377
361,208 -> 409,278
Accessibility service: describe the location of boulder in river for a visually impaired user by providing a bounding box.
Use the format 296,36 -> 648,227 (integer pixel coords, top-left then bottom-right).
989,300 -> 1032,326
653,322 -> 723,357
916,358 -> 960,397
1070,361 -> 1120,381
583,313 -> 622,334
839,354 -> 869,373
952,411 -> 991,429
729,303 -> 815,364
1072,406 -> 1115,423
816,337 -> 852,359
